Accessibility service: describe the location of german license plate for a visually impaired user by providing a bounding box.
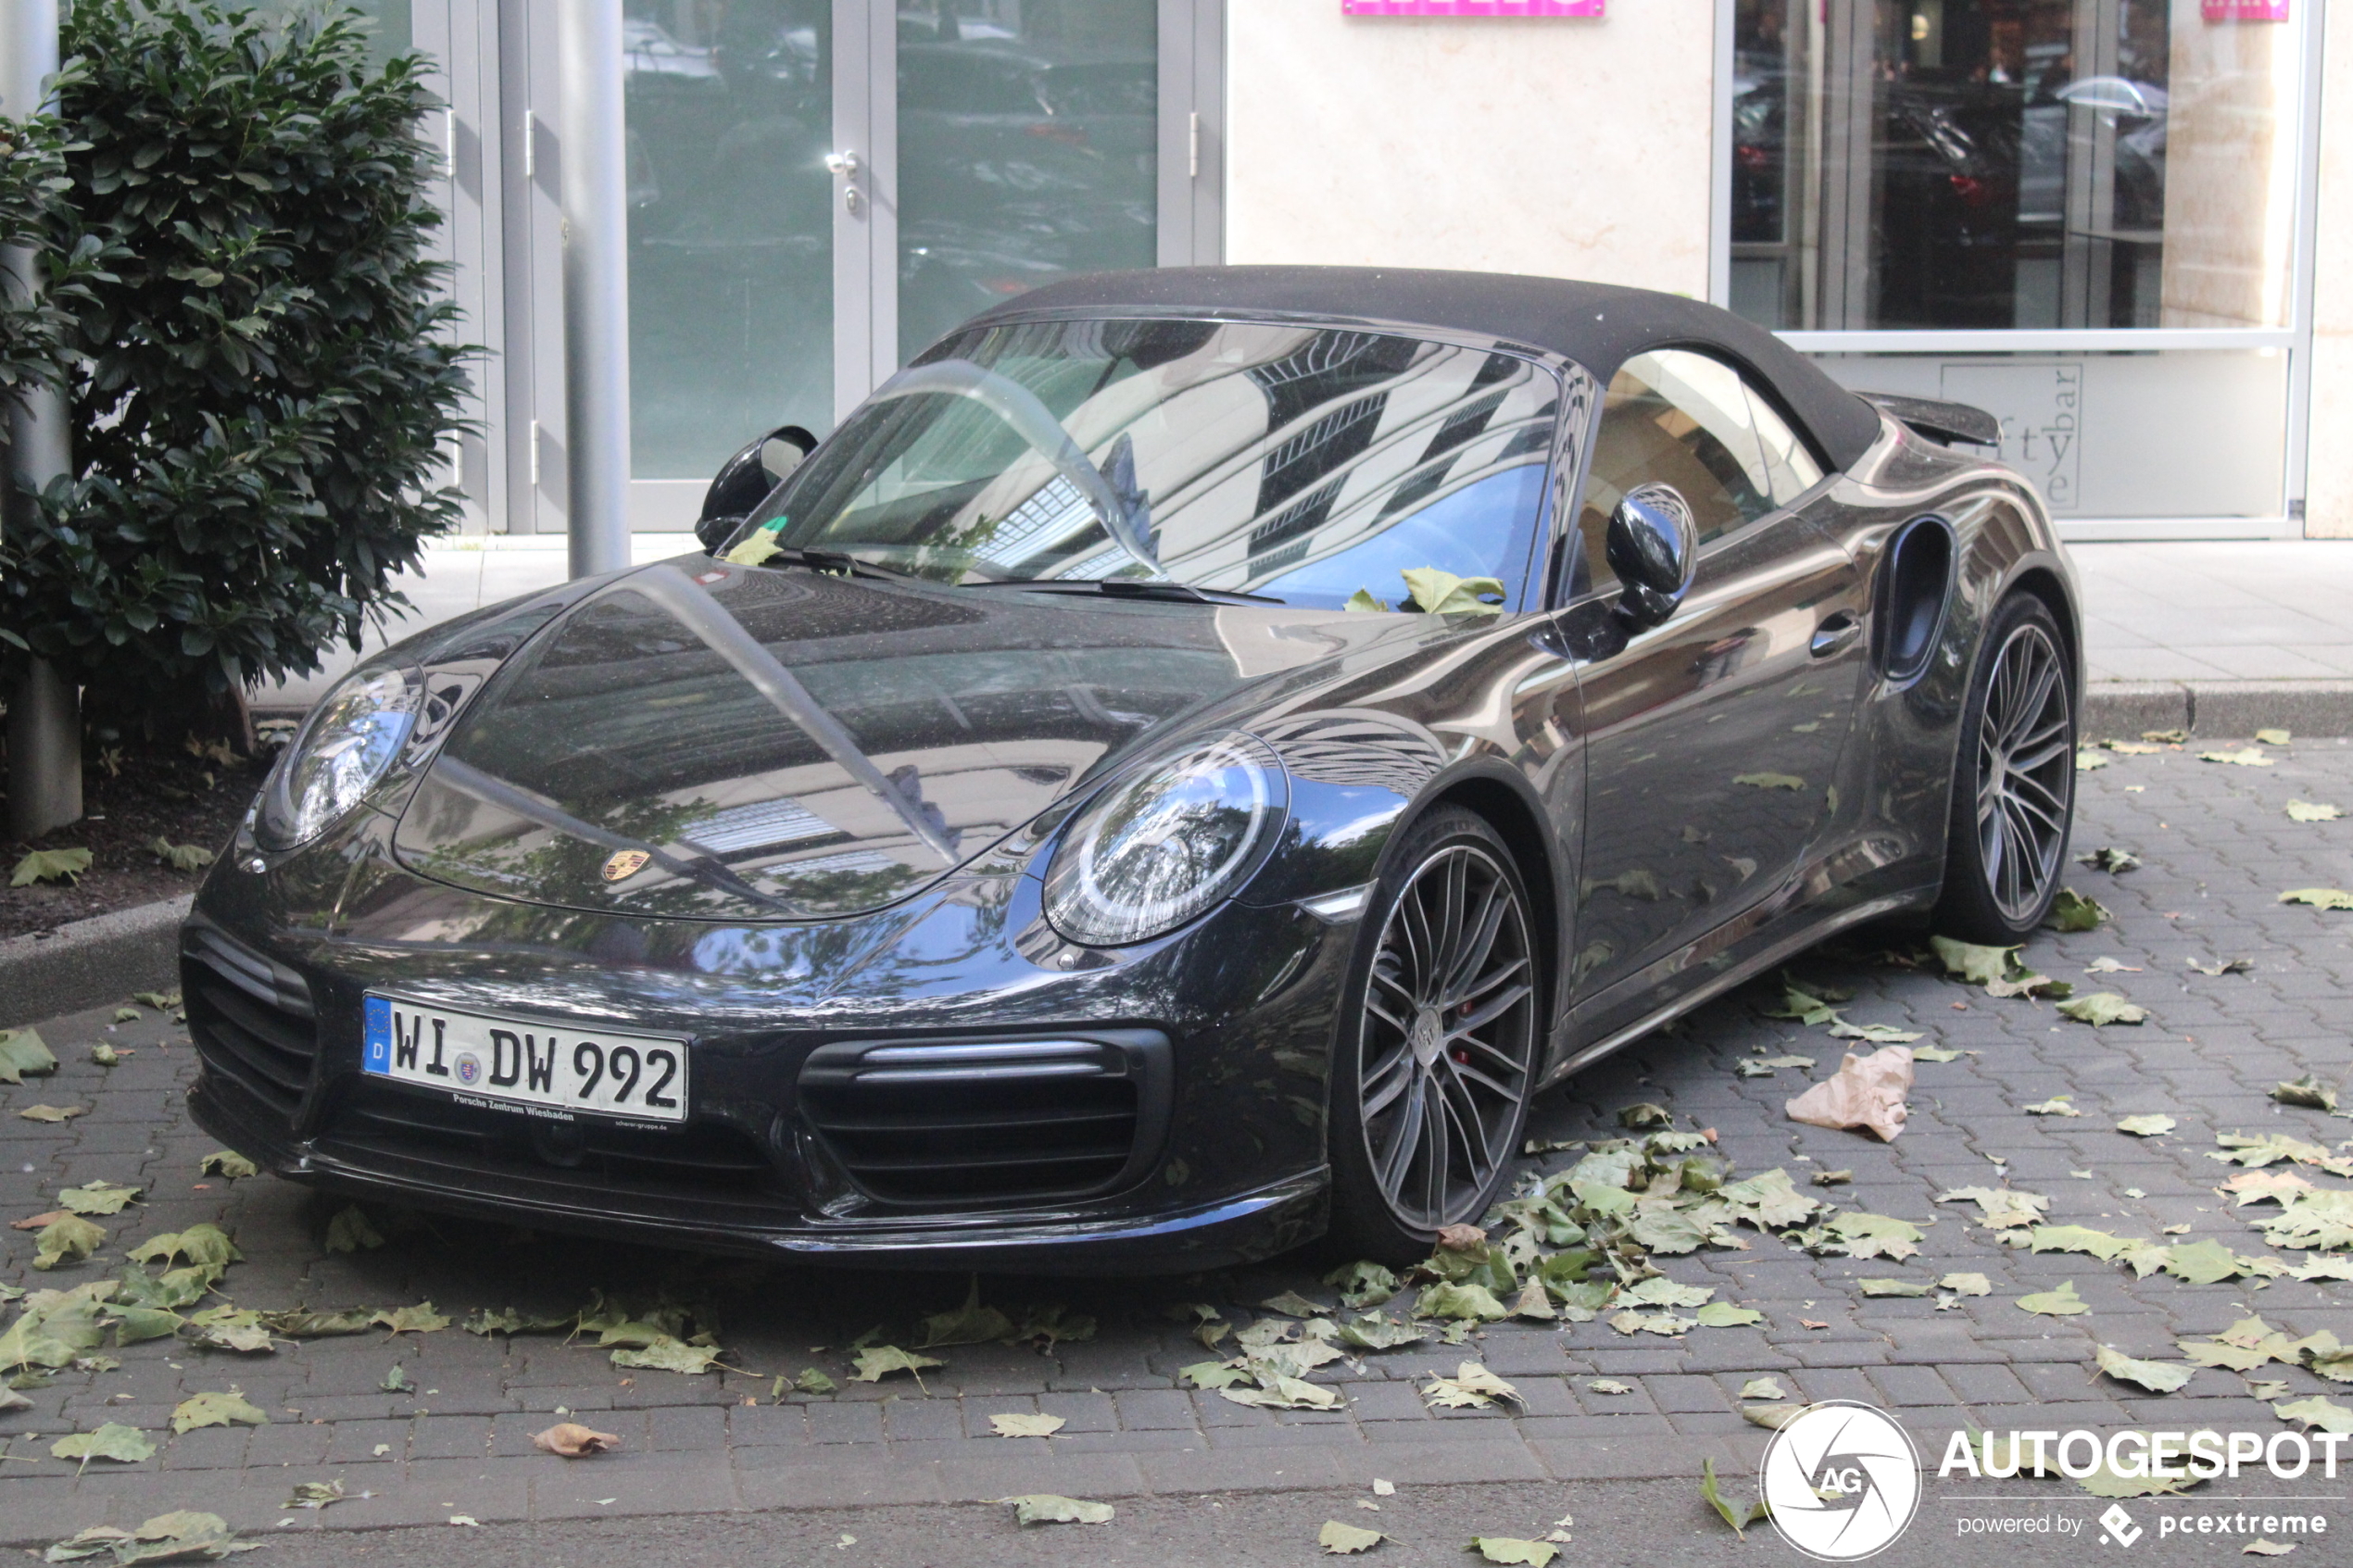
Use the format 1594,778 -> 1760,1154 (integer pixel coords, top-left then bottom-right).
360,995 -> 689,1124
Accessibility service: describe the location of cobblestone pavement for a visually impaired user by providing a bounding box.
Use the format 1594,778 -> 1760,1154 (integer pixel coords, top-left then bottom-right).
4,738 -> 2352,1551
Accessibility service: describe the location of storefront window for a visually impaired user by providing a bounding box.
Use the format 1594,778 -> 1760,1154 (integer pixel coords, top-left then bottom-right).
624,0 -> 834,480
1730,1 -> 2304,333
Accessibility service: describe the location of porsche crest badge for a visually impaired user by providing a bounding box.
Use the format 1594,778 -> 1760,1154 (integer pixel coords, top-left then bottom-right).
601,848 -> 651,883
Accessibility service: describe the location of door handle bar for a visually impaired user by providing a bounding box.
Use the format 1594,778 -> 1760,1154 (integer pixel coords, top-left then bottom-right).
1810,613 -> 1861,659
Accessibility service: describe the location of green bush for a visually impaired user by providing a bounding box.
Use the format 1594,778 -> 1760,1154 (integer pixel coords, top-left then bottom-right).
0,0 -> 469,707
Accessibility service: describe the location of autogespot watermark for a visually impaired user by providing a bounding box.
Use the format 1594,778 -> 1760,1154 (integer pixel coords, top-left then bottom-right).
1757,1401 -> 2344,1560
1938,1426 -> 2352,1485
1760,1401 -> 1923,1561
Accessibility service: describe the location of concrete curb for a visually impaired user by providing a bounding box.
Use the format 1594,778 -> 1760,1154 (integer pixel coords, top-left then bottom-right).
0,894 -> 189,1023
2084,679 -> 2353,738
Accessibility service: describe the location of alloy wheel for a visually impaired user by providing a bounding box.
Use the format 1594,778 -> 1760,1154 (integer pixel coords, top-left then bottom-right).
1357,842 -> 1538,1230
1974,620 -> 2073,922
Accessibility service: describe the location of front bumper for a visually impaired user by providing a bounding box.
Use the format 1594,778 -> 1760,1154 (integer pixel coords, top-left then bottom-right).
182,836 -> 1356,1274
188,1068 -> 1327,1272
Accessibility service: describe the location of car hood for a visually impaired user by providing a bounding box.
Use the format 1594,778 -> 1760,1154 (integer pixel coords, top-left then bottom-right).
391,558 -> 1393,922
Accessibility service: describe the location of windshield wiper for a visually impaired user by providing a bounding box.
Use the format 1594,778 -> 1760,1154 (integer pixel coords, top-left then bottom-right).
997,579 -> 1286,607
761,546 -> 929,587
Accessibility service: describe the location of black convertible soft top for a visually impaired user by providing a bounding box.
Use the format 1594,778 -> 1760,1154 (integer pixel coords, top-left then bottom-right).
964,265 -> 1888,473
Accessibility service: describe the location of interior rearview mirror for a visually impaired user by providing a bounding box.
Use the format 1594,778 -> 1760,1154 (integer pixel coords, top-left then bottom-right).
697,423 -> 819,553
1605,483 -> 1698,629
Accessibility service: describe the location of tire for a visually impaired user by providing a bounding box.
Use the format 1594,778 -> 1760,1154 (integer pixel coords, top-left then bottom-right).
1932,592 -> 2077,944
1327,806 -> 1541,1263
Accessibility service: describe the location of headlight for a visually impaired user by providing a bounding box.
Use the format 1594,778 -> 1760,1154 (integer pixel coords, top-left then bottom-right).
1042,734 -> 1288,946
257,666 -> 418,848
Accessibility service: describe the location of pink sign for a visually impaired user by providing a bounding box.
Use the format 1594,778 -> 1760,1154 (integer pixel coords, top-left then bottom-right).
1342,2 -> 1606,15
2202,0 -> 2288,18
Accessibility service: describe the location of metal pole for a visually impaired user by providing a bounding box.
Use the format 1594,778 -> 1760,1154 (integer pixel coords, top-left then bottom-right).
556,0 -> 632,579
1,0 -> 79,840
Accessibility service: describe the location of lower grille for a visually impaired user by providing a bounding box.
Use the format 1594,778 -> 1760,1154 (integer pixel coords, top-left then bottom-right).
324,1092 -> 779,1197
182,923 -> 318,1116
798,1032 -> 1171,1206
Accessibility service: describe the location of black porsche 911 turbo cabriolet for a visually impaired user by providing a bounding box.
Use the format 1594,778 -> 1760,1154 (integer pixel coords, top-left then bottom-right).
186,267 -> 2079,1270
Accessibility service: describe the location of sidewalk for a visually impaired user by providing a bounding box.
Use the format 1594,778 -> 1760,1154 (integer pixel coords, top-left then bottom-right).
257,535 -> 2353,731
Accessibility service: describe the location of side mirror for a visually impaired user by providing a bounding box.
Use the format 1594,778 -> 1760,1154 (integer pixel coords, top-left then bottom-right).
697,424 -> 819,553
1605,483 -> 1698,629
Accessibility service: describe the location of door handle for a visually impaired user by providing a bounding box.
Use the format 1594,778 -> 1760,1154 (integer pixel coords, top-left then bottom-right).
826,150 -> 862,214
1810,612 -> 1860,659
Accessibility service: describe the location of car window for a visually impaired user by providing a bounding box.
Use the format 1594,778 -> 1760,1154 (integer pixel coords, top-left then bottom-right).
1571,348 -> 1798,595
742,323 -> 1562,612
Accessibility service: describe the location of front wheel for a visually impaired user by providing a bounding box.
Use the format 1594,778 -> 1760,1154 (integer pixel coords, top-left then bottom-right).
1327,806 -> 1541,1262
1933,593 -> 2076,944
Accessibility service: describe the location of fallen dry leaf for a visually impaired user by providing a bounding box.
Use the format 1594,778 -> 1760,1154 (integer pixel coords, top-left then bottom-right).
1702,1457 -> 1771,1540
1318,1519 -> 1386,1554
2017,1281 -> 2091,1316
2274,1076 -> 2339,1112
1004,1495 -> 1114,1526
285,1479 -> 346,1510
2095,1344 -> 2195,1394
533,1422 -> 621,1456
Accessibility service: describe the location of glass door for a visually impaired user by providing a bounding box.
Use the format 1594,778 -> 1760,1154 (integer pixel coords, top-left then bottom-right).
623,0 -> 835,483
487,0 -> 1219,534
894,0 -> 1162,361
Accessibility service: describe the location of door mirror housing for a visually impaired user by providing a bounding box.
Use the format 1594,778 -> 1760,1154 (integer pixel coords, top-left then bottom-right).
697,424 -> 819,553
1606,483 -> 1698,629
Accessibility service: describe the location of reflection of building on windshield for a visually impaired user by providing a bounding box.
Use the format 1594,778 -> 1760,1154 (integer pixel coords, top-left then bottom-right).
836,324 -> 1559,609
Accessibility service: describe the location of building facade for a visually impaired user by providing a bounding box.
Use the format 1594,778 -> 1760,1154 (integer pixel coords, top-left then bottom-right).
349,0 -> 2348,541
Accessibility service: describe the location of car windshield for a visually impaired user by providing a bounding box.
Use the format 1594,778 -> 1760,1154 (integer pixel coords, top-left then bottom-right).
724,317 -> 1561,611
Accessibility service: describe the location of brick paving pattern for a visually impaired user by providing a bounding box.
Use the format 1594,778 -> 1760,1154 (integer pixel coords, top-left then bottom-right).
3,738 -> 2350,1541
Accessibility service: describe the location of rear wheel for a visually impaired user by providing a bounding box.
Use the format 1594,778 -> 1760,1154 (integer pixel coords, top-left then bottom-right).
1327,807 -> 1540,1262
1933,593 -> 2076,944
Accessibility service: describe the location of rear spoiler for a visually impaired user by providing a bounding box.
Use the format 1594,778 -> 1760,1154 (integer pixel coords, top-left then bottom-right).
1856,392 -> 2001,449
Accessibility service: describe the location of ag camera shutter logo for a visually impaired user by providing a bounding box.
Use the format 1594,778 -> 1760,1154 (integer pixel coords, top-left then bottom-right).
1760,1400 -> 1923,1560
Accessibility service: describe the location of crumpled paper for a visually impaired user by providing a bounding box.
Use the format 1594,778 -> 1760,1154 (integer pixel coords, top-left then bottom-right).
1785,1045 -> 1914,1141
533,1422 -> 622,1457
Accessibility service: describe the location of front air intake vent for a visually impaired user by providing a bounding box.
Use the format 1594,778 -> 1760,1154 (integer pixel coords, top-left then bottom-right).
182,922 -> 319,1117
797,1031 -> 1171,1207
